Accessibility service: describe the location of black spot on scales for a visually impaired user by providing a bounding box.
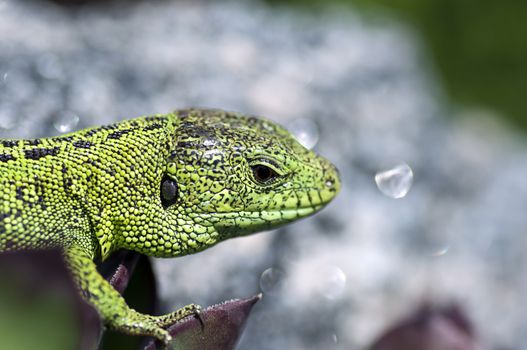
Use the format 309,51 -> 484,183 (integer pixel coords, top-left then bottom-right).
24,147 -> 60,160
103,167 -> 116,176
143,123 -> 162,131
73,140 -> 93,149
176,141 -> 198,149
15,186 -> 33,206
2,140 -> 17,148
24,139 -> 41,146
52,136 -> 74,143
15,187 -> 25,201
63,177 -> 73,189
144,115 -> 164,122
84,124 -> 119,137
0,154 -> 16,162
84,129 -> 99,137
107,129 -> 133,140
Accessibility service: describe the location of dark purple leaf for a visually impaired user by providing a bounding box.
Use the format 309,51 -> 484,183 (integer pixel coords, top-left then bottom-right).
100,249 -> 141,294
99,251 -> 158,349
370,302 -> 486,350
143,294 -> 262,350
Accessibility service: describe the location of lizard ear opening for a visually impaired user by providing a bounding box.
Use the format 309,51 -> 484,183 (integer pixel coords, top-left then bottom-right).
160,174 -> 178,209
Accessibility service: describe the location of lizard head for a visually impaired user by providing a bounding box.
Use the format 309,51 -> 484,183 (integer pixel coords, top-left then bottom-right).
161,109 -> 340,253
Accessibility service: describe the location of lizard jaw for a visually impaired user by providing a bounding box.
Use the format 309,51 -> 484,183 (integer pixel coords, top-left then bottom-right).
192,204 -> 325,222
189,204 -> 327,238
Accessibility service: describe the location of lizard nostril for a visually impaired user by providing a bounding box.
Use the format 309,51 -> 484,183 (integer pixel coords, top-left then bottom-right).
324,166 -> 340,191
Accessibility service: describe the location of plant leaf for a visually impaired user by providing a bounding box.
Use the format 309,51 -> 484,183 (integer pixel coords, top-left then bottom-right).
143,294 -> 262,350
369,302 -> 485,350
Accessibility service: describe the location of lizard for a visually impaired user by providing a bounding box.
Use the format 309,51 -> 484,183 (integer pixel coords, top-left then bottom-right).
0,108 -> 340,344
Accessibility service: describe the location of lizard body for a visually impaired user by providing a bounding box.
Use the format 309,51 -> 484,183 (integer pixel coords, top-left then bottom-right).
0,109 -> 340,343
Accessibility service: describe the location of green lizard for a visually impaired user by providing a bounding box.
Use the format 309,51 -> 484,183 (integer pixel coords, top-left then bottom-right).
0,109 -> 340,344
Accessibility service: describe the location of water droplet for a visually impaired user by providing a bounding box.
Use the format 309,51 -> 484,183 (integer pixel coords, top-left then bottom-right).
430,245 -> 449,257
53,111 -> 79,133
375,163 -> 413,199
259,267 -> 285,296
320,332 -> 339,347
287,118 -> 319,150
319,265 -> 346,300
1,72 -> 8,84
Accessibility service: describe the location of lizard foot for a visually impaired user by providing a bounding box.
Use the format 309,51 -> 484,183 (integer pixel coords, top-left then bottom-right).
108,305 -> 202,345
149,303 -> 202,327
111,315 -> 173,345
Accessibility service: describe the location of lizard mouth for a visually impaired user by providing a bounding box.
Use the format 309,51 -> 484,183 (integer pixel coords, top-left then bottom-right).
193,204 -> 326,223
196,204 -> 326,237
254,204 -> 325,221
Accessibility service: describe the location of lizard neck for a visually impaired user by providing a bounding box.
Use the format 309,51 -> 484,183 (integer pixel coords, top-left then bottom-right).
68,115 -> 177,259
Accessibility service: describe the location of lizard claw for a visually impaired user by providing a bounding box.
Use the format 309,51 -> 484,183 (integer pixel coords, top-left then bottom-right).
193,305 -> 205,329
161,332 -> 173,346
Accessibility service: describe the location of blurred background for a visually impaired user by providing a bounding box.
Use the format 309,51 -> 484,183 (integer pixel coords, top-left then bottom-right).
0,0 -> 526,349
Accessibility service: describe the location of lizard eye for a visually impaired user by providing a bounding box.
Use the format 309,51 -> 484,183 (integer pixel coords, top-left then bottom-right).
251,164 -> 278,184
161,175 -> 178,208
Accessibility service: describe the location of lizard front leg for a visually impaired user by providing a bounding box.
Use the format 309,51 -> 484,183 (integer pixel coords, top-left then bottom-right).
63,244 -> 199,344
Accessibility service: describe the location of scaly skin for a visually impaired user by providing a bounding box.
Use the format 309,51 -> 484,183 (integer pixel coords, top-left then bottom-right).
0,109 -> 340,344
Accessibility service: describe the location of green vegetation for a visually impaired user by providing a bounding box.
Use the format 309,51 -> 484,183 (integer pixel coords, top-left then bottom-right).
268,0 -> 527,130
0,284 -> 78,350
